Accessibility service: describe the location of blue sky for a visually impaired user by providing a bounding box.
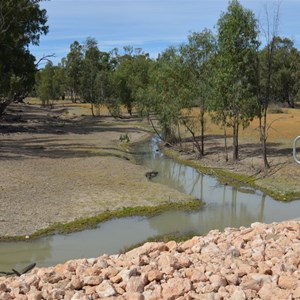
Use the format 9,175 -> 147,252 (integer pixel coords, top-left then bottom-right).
30,0 -> 300,65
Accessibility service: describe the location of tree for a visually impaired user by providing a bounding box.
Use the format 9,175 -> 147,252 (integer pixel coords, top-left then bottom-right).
146,47 -> 191,143
35,61 -> 64,106
65,41 -> 83,103
113,46 -> 141,115
180,29 -> 217,157
114,48 -> 153,117
271,37 -> 299,108
94,54 -> 116,115
215,0 -> 260,161
256,3 -> 280,170
80,37 -> 101,116
0,0 -> 48,114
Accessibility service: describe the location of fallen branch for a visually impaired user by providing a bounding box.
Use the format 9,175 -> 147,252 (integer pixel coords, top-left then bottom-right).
0,263 -> 36,276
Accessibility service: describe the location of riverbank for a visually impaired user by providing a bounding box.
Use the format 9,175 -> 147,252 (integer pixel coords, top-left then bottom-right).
0,102 -> 196,238
1,220 -> 300,299
165,106 -> 300,201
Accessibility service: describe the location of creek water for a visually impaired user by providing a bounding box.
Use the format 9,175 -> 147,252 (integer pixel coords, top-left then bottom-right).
1,137 -> 300,272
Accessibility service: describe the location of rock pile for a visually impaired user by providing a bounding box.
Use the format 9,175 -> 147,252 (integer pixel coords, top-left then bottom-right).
1,220 -> 300,299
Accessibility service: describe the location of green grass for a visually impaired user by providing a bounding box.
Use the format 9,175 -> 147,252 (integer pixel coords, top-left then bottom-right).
0,200 -> 202,241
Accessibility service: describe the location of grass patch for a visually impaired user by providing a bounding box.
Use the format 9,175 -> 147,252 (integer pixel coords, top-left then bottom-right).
0,200 -> 202,241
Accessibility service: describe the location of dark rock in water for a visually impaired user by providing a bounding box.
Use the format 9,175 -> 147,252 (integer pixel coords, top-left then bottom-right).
145,171 -> 158,180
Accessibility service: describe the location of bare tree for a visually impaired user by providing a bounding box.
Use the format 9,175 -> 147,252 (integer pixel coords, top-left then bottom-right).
256,2 -> 281,171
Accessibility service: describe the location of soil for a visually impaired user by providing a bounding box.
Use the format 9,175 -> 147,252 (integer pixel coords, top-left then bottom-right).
0,102 -> 193,237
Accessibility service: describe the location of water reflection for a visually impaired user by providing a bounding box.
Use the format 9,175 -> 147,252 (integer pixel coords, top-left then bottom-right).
0,137 -> 300,270
134,137 -> 300,225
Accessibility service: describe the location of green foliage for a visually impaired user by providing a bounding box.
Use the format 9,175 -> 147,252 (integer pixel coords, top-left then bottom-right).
146,47 -> 192,142
261,37 -> 300,108
65,41 -> 83,102
0,0 -> 48,114
80,37 -> 101,104
35,62 -> 65,105
119,133 -> 130,143
180,29 -> 217,156
214,0 -> 260,160
112,48 -> 152,116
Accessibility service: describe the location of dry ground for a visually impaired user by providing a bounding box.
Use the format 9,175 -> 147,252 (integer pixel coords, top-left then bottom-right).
0,102 -> 193,237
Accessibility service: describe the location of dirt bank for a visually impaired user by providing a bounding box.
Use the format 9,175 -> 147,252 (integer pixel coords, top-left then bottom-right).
0,103 -> 194,237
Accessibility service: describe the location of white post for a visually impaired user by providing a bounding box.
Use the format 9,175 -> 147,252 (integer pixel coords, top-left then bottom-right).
293,136 -> 300,165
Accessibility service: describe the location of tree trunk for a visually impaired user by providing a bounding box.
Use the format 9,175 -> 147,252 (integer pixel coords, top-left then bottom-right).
0,100 -> 10,116
224,126 -> 228,162
177,122 -> 182,150
200,105 -> 205,157
261,107 -> 270,171
232,120 -> 239,162
91,103 -> 95,117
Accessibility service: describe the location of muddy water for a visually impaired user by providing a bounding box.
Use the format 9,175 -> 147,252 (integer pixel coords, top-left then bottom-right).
1,137 -> 300,271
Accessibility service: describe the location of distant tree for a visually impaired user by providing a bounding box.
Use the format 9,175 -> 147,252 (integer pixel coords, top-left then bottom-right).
271,37 -> 299,108
180,29 -> 217,157
0,0 -> 48,115
35,61 -> 63,106
114,48 -> 153,117
147,47 -> 191,143
54,61 -> 67,100
65,41 -> 83,103
113,47 -> 137,115
256,3 -> 280,170
130,53 -> 154,118
215,0 -> 260,161
80,37 -> 101,115
94,51 -> 116,115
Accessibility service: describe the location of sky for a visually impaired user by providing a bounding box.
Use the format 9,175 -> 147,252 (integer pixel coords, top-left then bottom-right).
29,0 -> 300,65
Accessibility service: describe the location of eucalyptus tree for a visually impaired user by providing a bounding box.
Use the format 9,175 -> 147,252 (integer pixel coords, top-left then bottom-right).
111,47 -> 152,117
80,37 -> 100,114
35,61 -> 62,106
180,29 -> 217,157
65,41 -> 83,102
147,47 -> 191,143
123,50 -> 154,117
270,37 -> 299,108
80,38 -> 115,116
0,0 -> 48,115
256,4 -> 280,170
93,51 -> 116,115
215,0 -> 260,161
113,53 -> 134,115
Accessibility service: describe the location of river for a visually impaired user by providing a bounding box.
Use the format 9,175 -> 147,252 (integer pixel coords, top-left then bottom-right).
1,137 -> 300,272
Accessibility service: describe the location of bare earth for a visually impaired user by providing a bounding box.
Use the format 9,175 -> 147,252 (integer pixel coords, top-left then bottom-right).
0,103 -> 193,237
